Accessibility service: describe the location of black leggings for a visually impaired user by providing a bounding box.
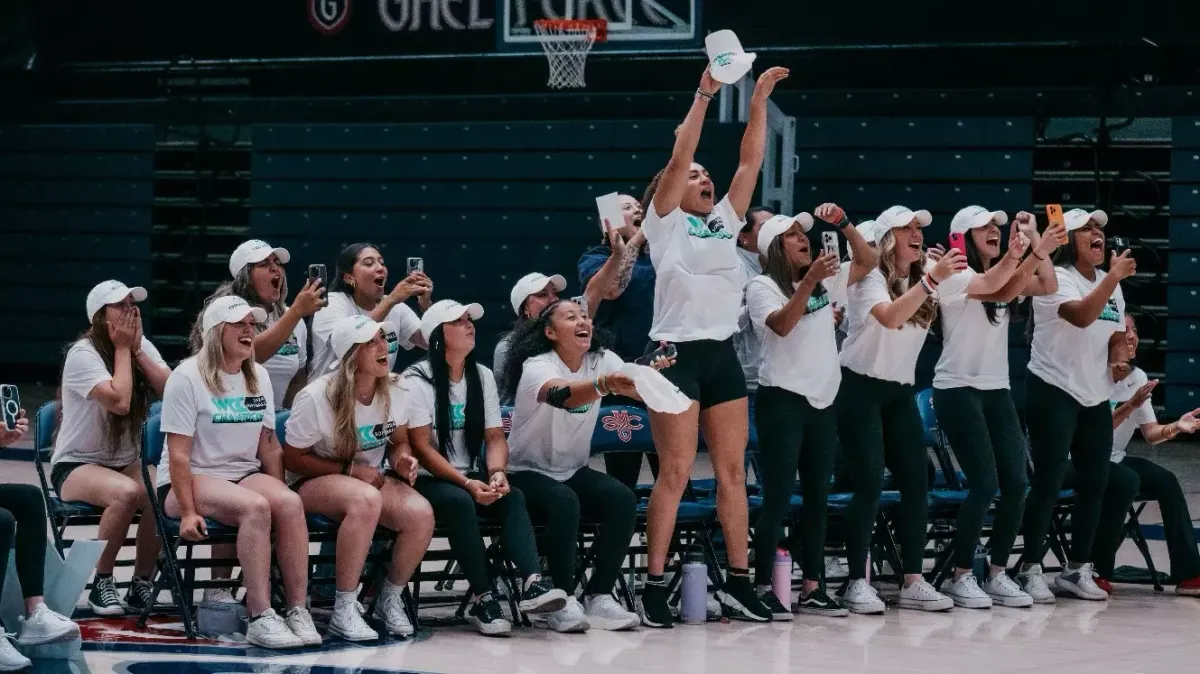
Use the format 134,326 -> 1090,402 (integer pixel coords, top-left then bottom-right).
933,386 -> 1028,569
834,368 -> 929,578
1021,374 -> 1112,565
753,386 -> 839,583
414,473 -> 542,596
508,467 -> 637,595
0,484 -> 48,600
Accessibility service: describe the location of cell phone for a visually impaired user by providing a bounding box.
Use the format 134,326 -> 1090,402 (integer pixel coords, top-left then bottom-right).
307,264 -> 327,288
635,343 -> 678,367
0,385 -> 20,431
821,231 -> 840,259
1110,236 -> 1128,251
1046,203 -> 1069,243
948,232 -> 967,257
407,257 -> 424,275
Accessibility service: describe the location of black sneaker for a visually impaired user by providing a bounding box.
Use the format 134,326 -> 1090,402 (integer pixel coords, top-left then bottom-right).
88,576 -> 124,616
517,576 -> 567,615
756,587 -> 793,621
715,575 -> 771,622
639,582 -> 674,628
468,593 -> 512,637
124,577 -> 156,612
797,587 -> 850,617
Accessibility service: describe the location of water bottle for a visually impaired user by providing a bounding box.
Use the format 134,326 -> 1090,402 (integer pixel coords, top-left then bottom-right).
772,548 -> 793,607
972,545 -> 988,584
680,552 -> 708,624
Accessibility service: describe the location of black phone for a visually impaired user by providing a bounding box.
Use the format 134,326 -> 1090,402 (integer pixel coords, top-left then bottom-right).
407,257 -> 424,275
1,385 -> 20,431
308,264 -> 327,288
635,343 -> 678,367
1110,236 -> 1128,251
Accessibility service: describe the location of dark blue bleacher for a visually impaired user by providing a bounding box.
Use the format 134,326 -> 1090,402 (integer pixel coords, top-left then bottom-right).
1167,118 -> 1200,414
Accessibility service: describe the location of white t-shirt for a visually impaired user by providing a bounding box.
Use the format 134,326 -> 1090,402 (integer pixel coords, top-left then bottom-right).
283,374 -> 408,485
746,274 -> 844,408
157,357 -> 275,487
830,262 -> 852,309
1110,367 -> 1155,464
507,350 -> 626,481
52,337 -> 169,468
263,317 -> 307,406
404,361 -> 502,475
1027,266 -> 1125,407
840,268 -> 931,385
933,268 -> 1011,391
310,293 -> 421,375
644,195 -> 744,342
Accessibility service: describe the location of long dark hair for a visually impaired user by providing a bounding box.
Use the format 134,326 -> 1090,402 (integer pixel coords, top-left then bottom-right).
331,242 -> 382,296
499,300 -> 607,402
762,235 -> 828,304
407,324 -> 485,470
963,232 -> 1006,326
57,310 -> 155,455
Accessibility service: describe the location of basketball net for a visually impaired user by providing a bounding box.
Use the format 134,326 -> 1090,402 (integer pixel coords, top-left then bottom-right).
533,19 -> 607,89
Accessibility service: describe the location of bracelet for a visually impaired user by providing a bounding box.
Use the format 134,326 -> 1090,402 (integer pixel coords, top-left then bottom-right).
598,374 -> 611,396
593,378 -> 604,396
695,88 -> 715,101
924,273 -> 939,288
836,215 -> 852,229
488,467 -> 506,477
1032,252 -> 1047,261
918,276 -> 935,295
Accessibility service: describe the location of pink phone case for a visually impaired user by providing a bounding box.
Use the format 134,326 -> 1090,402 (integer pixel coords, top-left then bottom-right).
949,232 -> 967,256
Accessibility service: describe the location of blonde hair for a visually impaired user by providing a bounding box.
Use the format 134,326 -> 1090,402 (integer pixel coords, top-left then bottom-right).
325,343 -> 397,462
197,323 -> 260,395
877,228 -> 938,329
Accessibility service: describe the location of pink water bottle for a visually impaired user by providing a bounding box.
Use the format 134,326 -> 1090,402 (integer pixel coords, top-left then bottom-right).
772,548 -> 792,607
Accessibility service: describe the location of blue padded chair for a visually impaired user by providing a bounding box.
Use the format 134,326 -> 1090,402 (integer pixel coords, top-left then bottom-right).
32,401 -> 105,555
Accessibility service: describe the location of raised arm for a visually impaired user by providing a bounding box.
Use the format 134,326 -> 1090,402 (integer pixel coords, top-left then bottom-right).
963,224 -> 1028,297
814,203 -> 878,285
726,67 -> 790,219
870,251 -> 965,329
1058,251 -> 1135,328
652,67 -> 721,217
255,279 -> 325,363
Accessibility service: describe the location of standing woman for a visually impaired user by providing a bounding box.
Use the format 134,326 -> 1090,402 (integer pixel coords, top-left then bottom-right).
1018,208 -> 1137,602
284,316 -> 434,641
159,296 -> 320,649
406,300 -> 568,637
932,207 -> 1063,609
189,240 -> 326,407
52,281 -> 172,616
747,204 -> 876,619
310,243 -> 431,375
0,411 -> 80,671
499,299 -> 655,633
835,205 -> 967,614
636,64 -> 790,627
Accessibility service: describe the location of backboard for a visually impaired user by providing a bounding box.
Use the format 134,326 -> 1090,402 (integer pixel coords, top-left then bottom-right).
499,0 -> 700,52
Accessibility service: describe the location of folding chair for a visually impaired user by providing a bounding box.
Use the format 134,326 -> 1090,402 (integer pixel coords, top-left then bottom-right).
912,389 -> 978,587
1118,499 -> 1165,591
32,401 -> 104,556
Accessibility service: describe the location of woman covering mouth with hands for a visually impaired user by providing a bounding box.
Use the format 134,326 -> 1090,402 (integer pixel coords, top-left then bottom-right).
931,206 -> 1063,610
311,242 -> 432,375
1017,208 -> 1136,603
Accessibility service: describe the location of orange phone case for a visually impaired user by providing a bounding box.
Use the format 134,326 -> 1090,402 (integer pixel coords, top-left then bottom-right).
1045,204 -> 1069,243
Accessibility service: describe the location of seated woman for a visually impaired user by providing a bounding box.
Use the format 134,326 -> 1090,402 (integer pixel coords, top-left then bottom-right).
1,409 -> 80,671
405,299 -> 568,637
283,316 -> 435,641
1086,316 -> 1200,594
52,281 -> 172,616
499,299 -> 656,632
158,296 -> 319,649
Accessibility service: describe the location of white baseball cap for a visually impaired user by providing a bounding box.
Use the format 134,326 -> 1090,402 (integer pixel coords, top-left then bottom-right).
509,272 -> 567,316
419,299 -> 484,342
856,220 -> 879,244
86,280 -> 147,320
328,316 -> 395,370
201,296 -> 268,334
705,30 -> 757,85
1064,208 -> 1109,232
229,239 -> 291,277
757,213 -> 815,254
950,205 -> 1008,235
877,205 -> 933,231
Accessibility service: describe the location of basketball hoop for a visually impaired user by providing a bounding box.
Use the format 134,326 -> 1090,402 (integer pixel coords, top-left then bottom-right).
533,18 -> 607,90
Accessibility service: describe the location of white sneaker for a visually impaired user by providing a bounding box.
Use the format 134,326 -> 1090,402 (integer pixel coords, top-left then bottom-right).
825,557 -> 846,580
582,594 -> 640,631
1017,565 -> 1057,604
983,572 -> 1034,608
943,574 -> 993,609
329,601 -> 379,642
840,579 -> 886,615
285,607 -> 323,646
542,597 -> 589,633
899,579 -> 954,612
245,609 -> 304,649
15,604 -> 79,646
203,588 -> 239,604
1054,563 -> 1109,601
372,591 -> 415,637
0,633 -> 30,672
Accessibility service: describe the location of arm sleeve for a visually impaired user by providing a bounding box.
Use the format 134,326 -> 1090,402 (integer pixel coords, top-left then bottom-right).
936,268 -> 972,300
296,321 -> 308,370
1033,268 -> 1079,317
258,365 -> 276,430
159,371 -> 197,437
745,279 -> 783,338
481,367 -> 503,430
1113,282 -> 1127,332
283,388 -> 321,448
404,376 -> 434,429
388,382 -> 410,427
62,345 -> 115,399
517,357 -> 561,407
141,339 -> 170,369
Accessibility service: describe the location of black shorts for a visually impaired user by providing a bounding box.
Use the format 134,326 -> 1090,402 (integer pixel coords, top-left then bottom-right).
649,338 -> 746,410
51,461 -> 136,496
157,472 -> 256,508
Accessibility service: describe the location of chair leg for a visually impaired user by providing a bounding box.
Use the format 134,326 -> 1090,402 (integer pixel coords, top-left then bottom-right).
1125,508 -> 1164,592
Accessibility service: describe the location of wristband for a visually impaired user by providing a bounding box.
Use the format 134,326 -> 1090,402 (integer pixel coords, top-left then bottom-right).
918,276 -> 934,295
695,88 -> 715,101
593,378 -> 603,396
924,273 -> 939,288
836,215 -> 852,229
488,467 -> 506,477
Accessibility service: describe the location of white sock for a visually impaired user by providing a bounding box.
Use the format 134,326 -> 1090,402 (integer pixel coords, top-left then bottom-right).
334,590 -> 358,609
381,580 -> 405,598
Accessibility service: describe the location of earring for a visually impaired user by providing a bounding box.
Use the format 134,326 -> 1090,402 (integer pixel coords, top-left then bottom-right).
348,281 -> 355,288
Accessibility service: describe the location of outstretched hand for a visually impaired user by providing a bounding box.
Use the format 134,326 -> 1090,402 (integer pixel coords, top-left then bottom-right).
752,67 -> 790,100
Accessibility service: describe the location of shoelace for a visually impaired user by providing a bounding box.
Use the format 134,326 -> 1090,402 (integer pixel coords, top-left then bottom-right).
134,580 -> 155,603
95,580 -> 120,606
